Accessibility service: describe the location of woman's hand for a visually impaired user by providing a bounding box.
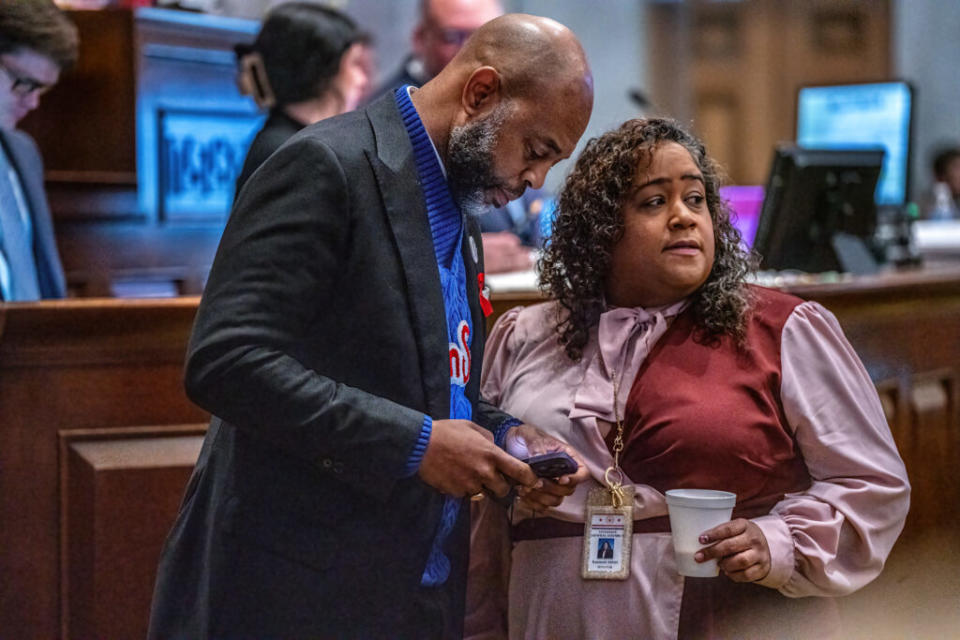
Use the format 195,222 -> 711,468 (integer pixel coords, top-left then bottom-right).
504,424 -> 591,511
695,518 -> 771,583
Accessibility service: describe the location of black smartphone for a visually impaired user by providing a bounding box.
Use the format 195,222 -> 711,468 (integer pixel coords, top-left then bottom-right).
523,451 -> 579,478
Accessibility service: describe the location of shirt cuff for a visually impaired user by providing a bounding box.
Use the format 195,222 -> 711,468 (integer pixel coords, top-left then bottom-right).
751,514 -> 795,589
493,417 -> 523,449
402,415 -> 433,477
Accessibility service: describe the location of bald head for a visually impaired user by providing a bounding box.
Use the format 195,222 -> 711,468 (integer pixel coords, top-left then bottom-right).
450,13 -> 591,106
411,13 -> 592,216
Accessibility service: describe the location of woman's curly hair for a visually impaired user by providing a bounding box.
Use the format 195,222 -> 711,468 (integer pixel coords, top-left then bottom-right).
539,118 -> 756,361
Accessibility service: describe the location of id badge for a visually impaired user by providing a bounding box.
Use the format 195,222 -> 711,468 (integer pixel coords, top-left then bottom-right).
581,485 -> 634,580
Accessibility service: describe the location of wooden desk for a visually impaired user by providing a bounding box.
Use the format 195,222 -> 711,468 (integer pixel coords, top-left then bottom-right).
19,8 -> 260,297
0,298 -> 208,639
1,266 -> 958,638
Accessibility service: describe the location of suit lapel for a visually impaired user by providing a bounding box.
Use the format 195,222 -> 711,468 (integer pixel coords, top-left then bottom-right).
364,94 -> 450,420
462,217 -> 484,341
461,214 -> 487,401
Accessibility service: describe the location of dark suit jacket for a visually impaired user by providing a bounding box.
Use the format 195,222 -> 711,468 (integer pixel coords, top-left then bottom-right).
148,93 -> 510,639
0,128 -> 66,299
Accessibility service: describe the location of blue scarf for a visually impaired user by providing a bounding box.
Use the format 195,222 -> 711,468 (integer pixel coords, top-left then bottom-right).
396,85 -> 474,586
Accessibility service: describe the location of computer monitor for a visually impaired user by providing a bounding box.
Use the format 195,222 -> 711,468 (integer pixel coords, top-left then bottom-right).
719,185 -> 764,249
754,146 -> 884,274
796,81 -> 913,207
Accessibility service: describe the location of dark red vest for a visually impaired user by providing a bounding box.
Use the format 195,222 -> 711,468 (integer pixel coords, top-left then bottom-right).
613,286 -> 840,637
612,285 -> 812,519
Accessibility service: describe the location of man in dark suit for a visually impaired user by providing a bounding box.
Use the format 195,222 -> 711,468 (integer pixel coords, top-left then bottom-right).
0,0 -> 77,300
149,14 -> 593,639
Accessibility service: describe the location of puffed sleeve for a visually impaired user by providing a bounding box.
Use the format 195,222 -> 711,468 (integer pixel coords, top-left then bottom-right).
751,301 -> 910,596
480,306 -> 525,406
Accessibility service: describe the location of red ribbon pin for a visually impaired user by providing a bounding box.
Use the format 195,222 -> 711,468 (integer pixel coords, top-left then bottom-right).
477,273 -> 493,317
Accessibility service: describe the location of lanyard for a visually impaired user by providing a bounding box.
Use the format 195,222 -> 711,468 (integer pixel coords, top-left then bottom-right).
603,369 -> 628,508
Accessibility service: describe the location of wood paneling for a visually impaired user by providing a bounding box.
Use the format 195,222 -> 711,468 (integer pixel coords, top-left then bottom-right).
0,298 -> 208,638
19,8 -> 259,296
62,428 -> 205,640
56,222 -> 222,297
648,0 -> 891,186
20,10 -> 137,184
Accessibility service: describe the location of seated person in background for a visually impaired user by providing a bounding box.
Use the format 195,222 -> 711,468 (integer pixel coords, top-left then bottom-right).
0,0 -> 77,300
479,229 -> 534,273
234,1 -> 372,196
478,188 -> 549,273
921,145 -> 960,220
466,118 -> 910,639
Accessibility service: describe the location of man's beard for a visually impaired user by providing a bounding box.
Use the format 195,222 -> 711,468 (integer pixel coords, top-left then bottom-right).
446,102 -> 512,217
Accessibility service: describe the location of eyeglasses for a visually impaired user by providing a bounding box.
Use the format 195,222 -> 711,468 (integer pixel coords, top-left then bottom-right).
0,59 -> 53,97
427,25 -> 474,46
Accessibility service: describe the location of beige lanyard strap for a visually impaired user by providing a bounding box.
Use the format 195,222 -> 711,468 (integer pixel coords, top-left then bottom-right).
603,369 -> 627,508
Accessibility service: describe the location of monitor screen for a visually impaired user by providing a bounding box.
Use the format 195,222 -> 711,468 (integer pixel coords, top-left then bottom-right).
796,81 -> 912,207
719,185 -> 765,249
754,146 -> 884,274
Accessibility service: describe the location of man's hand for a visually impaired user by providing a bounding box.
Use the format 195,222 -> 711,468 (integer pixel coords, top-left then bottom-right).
504,424 -> 590,511
695,518 -> 771,582
418,419 -> 539,498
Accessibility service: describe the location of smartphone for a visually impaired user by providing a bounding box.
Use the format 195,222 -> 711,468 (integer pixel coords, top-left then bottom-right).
523,451 -> 579,478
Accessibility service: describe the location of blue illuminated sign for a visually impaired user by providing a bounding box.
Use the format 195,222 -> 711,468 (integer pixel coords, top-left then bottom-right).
158,109 -> 263,221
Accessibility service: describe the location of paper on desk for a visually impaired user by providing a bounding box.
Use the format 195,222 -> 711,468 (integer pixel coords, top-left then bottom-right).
914,220 -> 960,253
484,269 -> 539,292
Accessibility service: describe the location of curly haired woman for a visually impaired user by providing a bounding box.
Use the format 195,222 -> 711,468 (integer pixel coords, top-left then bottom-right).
465,119 -> 909,639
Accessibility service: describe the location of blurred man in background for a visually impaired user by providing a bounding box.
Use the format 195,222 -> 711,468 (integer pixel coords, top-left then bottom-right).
0,0 -> 77,300
376,0 -> 503,94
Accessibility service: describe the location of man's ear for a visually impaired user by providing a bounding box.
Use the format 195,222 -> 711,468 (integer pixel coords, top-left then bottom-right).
461,66 -> 502,118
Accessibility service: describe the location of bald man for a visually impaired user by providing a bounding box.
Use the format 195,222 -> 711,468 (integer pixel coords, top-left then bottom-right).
148,14 -> 593,639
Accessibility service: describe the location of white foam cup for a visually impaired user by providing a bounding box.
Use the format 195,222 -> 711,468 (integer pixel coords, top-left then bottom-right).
664,489 -> 737,577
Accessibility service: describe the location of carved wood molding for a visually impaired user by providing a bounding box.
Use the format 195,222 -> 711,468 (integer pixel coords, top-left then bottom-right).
0,298 -> 201,368
58,424 -> 208,640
